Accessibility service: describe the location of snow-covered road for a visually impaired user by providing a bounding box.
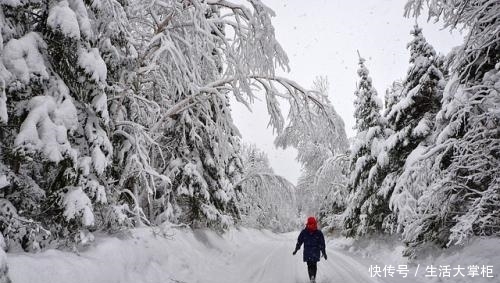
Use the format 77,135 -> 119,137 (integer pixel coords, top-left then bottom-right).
202,231 -> 384,283
7,228 -> 404,283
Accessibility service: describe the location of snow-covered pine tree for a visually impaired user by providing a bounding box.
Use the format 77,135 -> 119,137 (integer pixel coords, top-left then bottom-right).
0,0 -> 128,249
384,25 -> 443,137
342,55 -> 387,237
160,93 -> 243,229
236,144 -> 298,232
398,0 -> 500,255
375,26 -> 444,238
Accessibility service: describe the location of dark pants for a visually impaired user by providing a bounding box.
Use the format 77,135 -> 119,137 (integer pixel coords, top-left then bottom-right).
307,261 -> 317,279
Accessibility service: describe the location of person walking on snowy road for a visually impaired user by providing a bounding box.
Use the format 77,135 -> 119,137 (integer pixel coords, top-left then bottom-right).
292,216 -> 327,283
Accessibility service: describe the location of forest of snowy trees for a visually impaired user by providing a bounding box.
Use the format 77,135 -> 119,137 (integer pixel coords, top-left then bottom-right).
341,0 -> 499,258
0,0 -> 329,254
0,0 -> 498,269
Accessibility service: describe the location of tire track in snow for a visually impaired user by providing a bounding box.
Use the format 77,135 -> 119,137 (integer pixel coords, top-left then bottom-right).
248,243 -> 287,283
219,232 -> 389,283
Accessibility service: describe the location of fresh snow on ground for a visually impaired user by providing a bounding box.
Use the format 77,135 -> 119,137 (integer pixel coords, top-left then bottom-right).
5,227 -> 377,283
6,227 -> 499,283
333,235 -> 499,283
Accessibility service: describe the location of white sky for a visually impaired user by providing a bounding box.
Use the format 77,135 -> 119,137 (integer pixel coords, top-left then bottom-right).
230,0 -> 463,185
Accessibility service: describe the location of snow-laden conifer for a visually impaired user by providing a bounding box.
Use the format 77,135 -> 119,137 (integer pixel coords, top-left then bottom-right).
378,26 -> 444,235
342,55 -> 387,237
0,0 -> 126,249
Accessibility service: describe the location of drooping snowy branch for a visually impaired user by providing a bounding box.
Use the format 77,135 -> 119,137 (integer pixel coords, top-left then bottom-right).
123,0 -> 332,229
237,144 -> 298,232
270,76 -> 349,227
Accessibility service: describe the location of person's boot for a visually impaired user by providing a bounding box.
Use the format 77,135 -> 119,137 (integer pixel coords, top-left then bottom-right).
310,276 -> 316,283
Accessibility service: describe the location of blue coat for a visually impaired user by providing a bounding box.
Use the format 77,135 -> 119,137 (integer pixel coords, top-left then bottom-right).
295,228 -> 326,262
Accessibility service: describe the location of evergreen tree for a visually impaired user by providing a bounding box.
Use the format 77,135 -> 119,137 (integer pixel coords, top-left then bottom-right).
162,94 -> 243,229
342,55 -> 387,237
384,26 -> 443,135
378,26 -> 444,235
0,0 -> 127,250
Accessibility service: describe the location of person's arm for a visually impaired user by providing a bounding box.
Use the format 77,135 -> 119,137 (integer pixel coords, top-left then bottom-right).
293,230 -> 304,255
320,231 -> 327,260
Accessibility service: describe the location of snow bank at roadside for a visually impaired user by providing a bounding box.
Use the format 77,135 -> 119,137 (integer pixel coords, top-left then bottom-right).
6,226 -> 282,283
330,235 -> 407,265
329,235 -> 499,283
